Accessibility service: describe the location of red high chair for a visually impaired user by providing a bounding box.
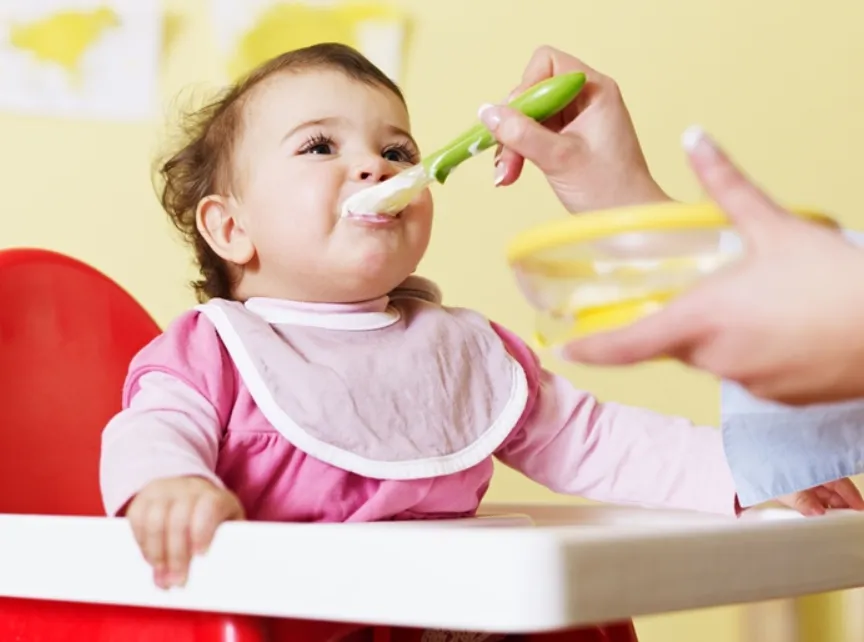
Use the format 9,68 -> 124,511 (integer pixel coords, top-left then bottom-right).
0,248 -> 638,642
0,248 -> 266,641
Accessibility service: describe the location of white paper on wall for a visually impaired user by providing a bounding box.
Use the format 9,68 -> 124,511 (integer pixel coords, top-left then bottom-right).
0,0 -> 161,121
211,0 -> 407,84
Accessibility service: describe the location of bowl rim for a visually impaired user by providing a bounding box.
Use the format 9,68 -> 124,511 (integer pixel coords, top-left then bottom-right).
506,201 -> 837,264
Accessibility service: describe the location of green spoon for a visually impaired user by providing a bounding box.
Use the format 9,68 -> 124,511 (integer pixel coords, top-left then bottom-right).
340,71 -> 587,217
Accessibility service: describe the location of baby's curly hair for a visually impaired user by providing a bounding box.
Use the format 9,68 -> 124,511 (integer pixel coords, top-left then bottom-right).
157,43 -> 405,302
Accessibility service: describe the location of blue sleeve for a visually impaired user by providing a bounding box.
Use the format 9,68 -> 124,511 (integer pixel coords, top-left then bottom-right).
721,380 -> 864,506
719,227 -> 864,506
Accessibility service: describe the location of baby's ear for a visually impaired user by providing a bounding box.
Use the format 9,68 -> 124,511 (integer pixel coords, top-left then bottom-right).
195,195 -> 255,265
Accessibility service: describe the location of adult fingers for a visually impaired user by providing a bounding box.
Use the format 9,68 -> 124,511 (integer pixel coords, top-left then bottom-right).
517,45 -> 600,93
493,46 -> 599,187
825,479 -> 864,510
682,126 -> 787,245
784,490 -> 826,517
558,297 -> 705,366
479,105 -> 583,179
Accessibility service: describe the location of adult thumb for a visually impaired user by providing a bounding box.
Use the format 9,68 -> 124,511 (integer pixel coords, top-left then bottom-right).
559,296 -> 702,366
478,104 -> 579,177
681,126 -> 786,243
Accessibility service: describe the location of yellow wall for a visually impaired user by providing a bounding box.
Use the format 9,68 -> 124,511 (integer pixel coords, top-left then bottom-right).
3,1 -> 864,640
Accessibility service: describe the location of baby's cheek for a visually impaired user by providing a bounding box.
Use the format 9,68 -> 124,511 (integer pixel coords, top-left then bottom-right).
255,216 -> 325,270
420,192 -> 435,229
409,191 -> 434,235
416,189 -> 433,215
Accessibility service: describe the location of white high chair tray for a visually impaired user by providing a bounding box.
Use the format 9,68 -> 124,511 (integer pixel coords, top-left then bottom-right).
2,504 -> 864,633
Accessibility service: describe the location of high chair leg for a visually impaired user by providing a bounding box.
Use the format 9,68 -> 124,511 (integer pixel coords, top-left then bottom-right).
520,620 -> 638,642
376,627 -> 505,640
267,617 -> 373,641
372,625 -> 391,641
264,620 -> 639,642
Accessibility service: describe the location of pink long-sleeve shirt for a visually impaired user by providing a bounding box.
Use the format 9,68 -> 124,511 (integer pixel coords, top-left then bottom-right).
100,279 -> 739,521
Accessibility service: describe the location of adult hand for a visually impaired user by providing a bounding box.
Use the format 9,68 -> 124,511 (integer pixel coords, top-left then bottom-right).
560,127 -> 864,406
478,46 -> 669,213
776,478 -> 864,517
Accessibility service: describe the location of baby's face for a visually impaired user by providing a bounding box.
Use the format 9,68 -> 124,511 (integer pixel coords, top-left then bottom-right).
230,69 -> 433,302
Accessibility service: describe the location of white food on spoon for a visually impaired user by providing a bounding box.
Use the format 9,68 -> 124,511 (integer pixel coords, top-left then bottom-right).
340,165 -> 431,218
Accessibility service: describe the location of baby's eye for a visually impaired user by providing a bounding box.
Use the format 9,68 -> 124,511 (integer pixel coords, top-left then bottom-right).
304,142 -> 333,155
382,145 -> 416,164
299,134 -> 335,156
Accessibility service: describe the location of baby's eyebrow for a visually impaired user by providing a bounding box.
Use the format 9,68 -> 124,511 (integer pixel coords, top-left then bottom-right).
281,116 -> 340,143
385,124 -> 418,150
281,117 -> 418,150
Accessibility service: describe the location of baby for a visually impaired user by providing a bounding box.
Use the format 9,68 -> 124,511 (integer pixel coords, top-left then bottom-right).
100,42 -> 862,639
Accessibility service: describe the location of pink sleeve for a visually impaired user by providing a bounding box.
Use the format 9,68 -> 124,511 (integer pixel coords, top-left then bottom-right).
99,311 -> 236,516
121,310 -> 236,423
492,324 -> 740,516
100,372 -> 225,516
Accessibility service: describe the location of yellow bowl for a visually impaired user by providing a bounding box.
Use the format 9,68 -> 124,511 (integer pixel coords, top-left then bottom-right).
506,201 -> 836,348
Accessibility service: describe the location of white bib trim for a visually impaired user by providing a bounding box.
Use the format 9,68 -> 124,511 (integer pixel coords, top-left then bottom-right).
243,298 -> 401,331
196,302 -> 529,480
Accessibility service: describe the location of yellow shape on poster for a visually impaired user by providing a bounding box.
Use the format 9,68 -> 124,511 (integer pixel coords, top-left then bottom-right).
9,6 -> 119,84
229,3 -> 401,80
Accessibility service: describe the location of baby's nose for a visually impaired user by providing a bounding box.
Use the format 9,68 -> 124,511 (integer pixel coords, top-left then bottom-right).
355,156 -> 394,183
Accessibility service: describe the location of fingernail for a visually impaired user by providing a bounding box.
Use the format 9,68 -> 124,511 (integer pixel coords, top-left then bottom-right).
478,103 -> 500,130
169,571 -> 187,587
494,161 -> 506,186
553,346 -> 569,360
154,569 -> 170,590
680,124 -> 706,151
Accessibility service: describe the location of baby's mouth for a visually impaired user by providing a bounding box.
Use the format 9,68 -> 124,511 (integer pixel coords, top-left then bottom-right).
341,208 -> 404,222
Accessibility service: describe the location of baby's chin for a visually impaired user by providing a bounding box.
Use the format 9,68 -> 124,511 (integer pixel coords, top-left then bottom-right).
337,240 -> 423,286
334,268 -> 412,302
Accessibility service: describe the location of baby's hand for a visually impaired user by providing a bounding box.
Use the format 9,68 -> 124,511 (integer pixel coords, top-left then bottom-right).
125,476 -> 245,589
776,478 -> 864,516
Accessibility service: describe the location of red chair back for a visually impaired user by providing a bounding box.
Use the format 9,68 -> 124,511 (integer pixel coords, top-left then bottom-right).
0,248 -> 160,515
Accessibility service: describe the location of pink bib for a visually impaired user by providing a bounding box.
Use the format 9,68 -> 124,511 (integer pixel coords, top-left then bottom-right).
195,277 -> 529,480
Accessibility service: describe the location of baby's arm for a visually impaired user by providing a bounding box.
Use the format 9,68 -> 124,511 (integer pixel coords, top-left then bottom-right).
101,371 -> 224,515
102,371 -> 244,589
100,312 -> 244,589
493,324 -> 864,515
492,323 -> 739,514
